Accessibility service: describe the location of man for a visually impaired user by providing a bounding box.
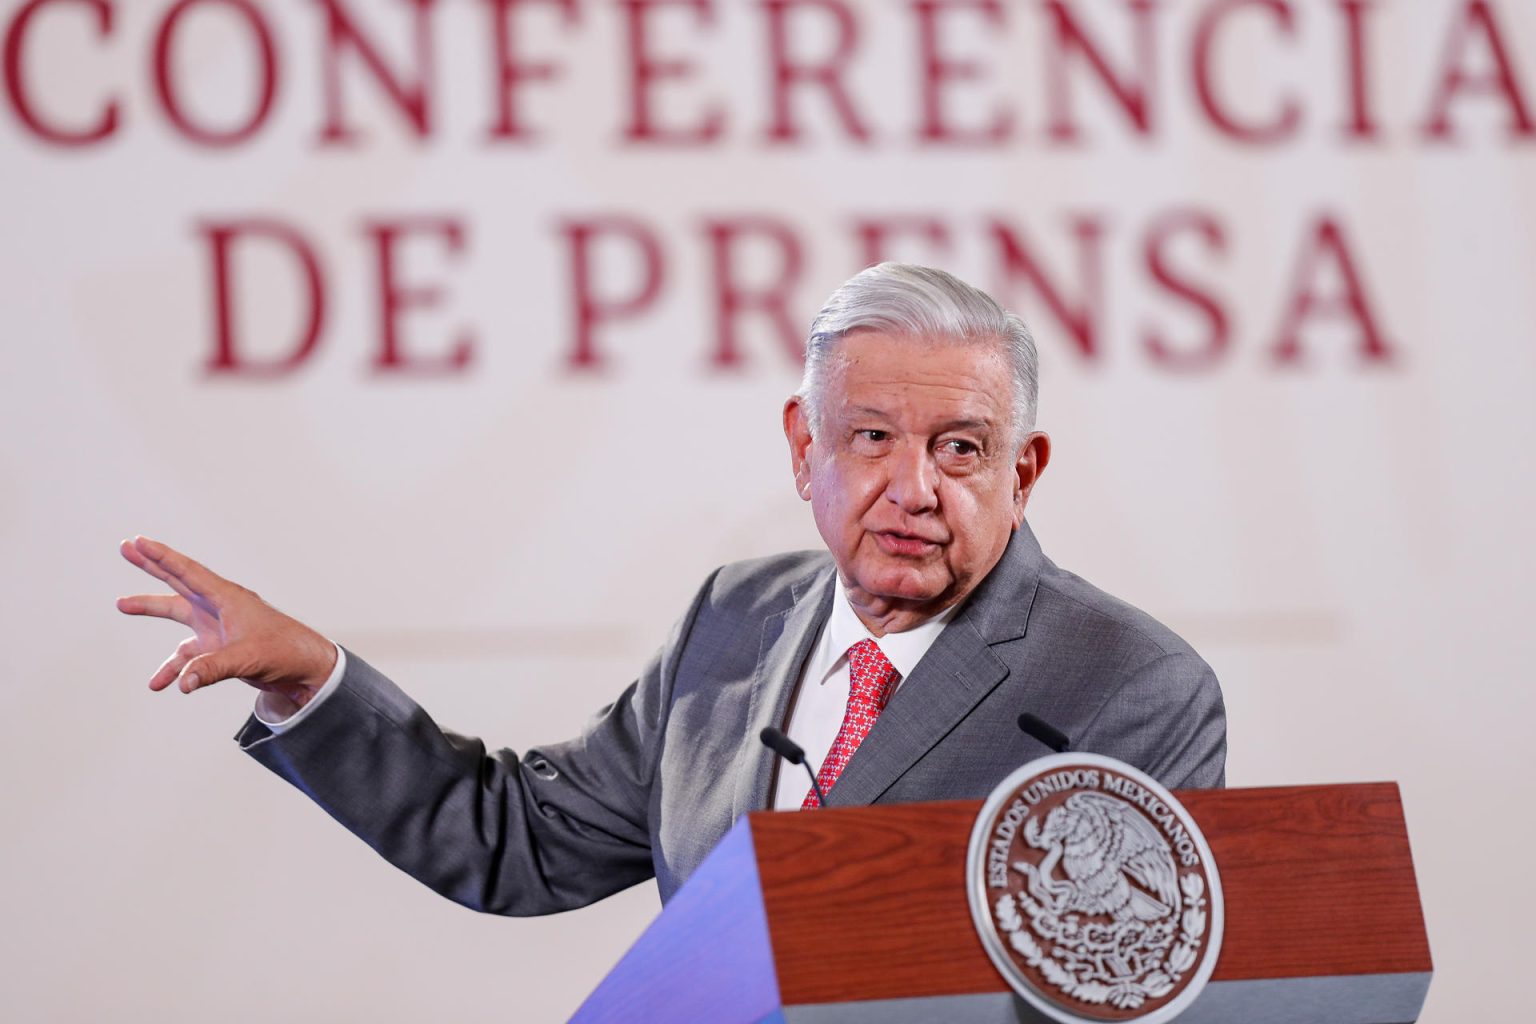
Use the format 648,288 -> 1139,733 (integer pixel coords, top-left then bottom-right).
118,263 -> 1225,913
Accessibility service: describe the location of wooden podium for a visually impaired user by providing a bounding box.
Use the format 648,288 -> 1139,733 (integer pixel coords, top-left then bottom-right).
569,783 -> 1431,1023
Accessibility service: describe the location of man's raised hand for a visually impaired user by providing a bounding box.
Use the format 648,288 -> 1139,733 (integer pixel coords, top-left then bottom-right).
117,537 -> 337,713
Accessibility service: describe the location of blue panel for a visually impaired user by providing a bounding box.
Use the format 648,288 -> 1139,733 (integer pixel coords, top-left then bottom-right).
570,819 -> 783,1023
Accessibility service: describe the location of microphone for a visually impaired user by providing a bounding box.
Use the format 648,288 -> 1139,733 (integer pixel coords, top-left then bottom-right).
1017,712 -> 1071,754
759,727 -> 829,808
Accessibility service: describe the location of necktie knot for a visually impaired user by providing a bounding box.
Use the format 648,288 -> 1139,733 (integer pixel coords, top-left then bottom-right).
801,639 -> 901,808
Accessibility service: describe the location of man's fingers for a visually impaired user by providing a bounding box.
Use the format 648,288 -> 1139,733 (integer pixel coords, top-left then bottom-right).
116,593 -> 192,626
177,648 -> 251,693
120,539 -> 201,605
133,537 -> 232,603
148,637 -> 200,691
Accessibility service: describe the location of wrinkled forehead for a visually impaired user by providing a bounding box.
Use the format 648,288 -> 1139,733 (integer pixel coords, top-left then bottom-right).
822,330 -> 1014,427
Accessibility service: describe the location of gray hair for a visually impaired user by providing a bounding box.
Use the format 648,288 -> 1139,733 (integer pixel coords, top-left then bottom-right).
795,263 -> 1040,446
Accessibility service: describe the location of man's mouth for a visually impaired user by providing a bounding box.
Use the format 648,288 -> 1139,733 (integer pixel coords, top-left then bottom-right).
873,530 -> 944,556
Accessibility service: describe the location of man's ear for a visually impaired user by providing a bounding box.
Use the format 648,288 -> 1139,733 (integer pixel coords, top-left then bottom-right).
1012,432 -> 1052,526
784,397 -> 814,501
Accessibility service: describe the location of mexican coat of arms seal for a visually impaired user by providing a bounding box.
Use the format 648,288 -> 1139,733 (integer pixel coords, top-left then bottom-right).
966,753 -> 1224,1023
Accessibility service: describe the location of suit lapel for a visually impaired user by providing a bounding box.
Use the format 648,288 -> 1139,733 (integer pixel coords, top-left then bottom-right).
729,564 -> 836,819
821,523 -> 1046,807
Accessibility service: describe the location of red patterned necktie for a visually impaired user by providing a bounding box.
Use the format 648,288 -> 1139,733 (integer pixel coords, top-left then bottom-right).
802,639 -> 901,809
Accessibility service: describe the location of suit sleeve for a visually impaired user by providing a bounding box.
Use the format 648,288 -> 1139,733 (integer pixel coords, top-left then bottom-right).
235,569 -> 720,916
1077,652 -> 1227,790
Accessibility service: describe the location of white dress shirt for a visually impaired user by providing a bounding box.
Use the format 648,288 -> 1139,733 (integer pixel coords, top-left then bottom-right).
769,582 -> 959,809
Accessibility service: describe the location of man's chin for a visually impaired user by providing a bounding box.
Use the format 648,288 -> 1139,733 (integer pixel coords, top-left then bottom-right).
854,567 -> 953,607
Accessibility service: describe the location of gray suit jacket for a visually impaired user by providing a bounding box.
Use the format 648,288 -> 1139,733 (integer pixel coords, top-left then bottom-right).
238,524 -> 1225,912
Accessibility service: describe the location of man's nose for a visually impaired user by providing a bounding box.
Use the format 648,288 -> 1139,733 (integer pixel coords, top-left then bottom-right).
885,443 -> 940,513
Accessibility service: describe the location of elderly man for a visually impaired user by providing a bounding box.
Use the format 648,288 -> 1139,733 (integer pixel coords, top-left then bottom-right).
119,263 -> 1224,912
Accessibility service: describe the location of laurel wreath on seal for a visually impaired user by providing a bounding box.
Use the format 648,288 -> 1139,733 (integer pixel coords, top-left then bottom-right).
993,873 -> 1208,1010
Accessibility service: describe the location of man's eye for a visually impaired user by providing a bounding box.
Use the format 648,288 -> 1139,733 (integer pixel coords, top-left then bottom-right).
859,430 -> 889,442
943,439 -> 980,456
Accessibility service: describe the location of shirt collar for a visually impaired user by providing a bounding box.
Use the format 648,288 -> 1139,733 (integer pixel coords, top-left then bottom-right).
825,578 -> 961,680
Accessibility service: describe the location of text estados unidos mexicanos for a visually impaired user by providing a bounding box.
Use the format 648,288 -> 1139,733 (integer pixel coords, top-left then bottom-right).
987,768 -> 1199,889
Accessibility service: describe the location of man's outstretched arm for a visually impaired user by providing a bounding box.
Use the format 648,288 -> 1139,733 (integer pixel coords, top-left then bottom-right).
117,536 -> 685,914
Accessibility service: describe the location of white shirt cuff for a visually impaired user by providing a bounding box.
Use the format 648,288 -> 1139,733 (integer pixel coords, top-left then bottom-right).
253,644 -> 347,735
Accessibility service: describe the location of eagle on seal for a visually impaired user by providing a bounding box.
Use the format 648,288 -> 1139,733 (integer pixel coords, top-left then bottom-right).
1017,791 -> 1180,923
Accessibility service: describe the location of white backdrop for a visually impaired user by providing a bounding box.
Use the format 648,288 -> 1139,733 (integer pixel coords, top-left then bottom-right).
3,0 -> 1534,1019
